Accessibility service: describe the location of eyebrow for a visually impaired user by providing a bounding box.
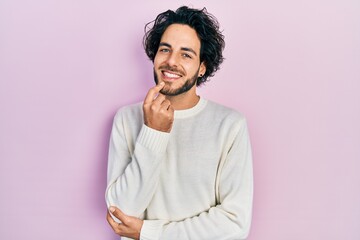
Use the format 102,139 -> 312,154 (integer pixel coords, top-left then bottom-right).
159,42 -> 198,56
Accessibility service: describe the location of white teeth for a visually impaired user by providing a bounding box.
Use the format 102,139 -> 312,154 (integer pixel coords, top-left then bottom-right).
163,71 -> 181,78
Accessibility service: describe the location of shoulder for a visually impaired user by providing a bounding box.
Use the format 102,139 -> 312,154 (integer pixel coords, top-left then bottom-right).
204,100 -> 250,142
113,102 -> 143,122
205,99 -> 247,125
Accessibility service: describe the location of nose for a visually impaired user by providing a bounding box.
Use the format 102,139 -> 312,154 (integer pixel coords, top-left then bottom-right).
166,52 -> 179,67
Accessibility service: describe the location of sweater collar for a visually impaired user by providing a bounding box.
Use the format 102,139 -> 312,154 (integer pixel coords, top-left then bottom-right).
174,97 -> 207,119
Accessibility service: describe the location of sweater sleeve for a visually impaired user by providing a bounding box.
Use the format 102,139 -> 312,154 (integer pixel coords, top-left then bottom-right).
140,119 -> 253,240
105,110 -> 170,217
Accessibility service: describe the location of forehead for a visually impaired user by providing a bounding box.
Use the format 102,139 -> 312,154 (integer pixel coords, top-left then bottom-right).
160,24 -> 201,53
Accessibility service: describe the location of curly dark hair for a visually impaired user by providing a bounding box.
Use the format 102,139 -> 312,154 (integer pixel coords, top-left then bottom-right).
143,6 -> 225,86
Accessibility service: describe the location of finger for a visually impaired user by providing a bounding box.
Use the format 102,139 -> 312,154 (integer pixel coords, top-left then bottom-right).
168,104 -> 175,114
107,212 -> 128,235
160,99 -> 171,110
144,82 -> 165,104
107,212 -> 119,230
152,93 -> 166,106
109,206 -> 128,224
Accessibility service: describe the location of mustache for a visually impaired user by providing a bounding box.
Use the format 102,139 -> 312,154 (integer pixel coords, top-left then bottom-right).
159,65 -> 184,76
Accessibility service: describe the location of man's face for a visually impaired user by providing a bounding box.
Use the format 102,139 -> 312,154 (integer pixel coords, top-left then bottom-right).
153,24 -> 206,96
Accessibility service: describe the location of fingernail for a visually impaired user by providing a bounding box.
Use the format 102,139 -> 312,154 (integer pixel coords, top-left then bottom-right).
109,207 -> 115,213
160,82 -> 165,85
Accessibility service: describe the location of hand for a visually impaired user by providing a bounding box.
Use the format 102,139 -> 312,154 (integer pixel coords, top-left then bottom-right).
143,82 -> 174,132
106,206 -> 143,240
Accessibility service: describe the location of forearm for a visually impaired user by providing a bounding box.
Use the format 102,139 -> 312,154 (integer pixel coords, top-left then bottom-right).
106,124 -> 170,217
141,203 -> 252,240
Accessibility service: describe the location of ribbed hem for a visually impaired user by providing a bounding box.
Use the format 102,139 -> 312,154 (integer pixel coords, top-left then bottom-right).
140,220 -> 167,240
137,124 -> 170,153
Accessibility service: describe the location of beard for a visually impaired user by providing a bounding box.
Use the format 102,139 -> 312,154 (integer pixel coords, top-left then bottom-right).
153,66 -> 200,96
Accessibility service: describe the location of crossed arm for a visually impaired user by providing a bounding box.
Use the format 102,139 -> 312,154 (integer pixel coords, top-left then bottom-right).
105,84 -> 253,239
106,83 -> 172,239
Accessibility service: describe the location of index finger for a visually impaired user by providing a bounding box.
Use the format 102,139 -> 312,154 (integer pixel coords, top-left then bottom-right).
144,82 -> 165,104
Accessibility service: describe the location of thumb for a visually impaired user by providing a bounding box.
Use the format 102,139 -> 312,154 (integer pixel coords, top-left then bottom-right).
109,206 -> 129,224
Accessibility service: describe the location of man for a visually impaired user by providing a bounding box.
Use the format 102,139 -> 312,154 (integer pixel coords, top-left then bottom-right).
106,6 -> 253,240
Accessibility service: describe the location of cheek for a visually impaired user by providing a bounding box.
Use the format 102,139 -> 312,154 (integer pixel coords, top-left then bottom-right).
184,63 -> 199,74
154,54 -> 165,66
153,54 -> 160,66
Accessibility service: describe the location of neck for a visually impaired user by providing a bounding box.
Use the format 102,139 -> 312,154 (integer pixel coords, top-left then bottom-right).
166,87 -> 199,110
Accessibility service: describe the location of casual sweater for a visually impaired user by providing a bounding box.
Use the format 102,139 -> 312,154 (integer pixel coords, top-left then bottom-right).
105,98 -> 253,240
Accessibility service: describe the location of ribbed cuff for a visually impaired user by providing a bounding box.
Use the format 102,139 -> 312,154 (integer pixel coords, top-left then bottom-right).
137,124 -> 170,153
140,220 -> 167,240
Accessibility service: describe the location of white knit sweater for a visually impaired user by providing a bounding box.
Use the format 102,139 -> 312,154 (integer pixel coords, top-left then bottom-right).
105,98 -> 253,240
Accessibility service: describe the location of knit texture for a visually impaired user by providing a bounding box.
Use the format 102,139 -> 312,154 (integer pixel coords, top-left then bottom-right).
106,98 -> 253,239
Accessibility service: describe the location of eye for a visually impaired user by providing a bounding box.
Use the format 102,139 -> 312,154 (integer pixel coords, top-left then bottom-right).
159,48 -> 170,53
182,53 -> 192,59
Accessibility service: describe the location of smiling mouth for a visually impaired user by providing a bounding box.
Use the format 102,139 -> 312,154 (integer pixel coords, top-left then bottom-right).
162,70 -> 182,80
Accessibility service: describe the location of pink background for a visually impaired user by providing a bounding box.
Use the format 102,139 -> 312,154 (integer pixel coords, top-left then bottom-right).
1,0 -> 359,239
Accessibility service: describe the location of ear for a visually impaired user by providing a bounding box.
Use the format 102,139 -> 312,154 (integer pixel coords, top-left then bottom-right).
199,61 -> 206,77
